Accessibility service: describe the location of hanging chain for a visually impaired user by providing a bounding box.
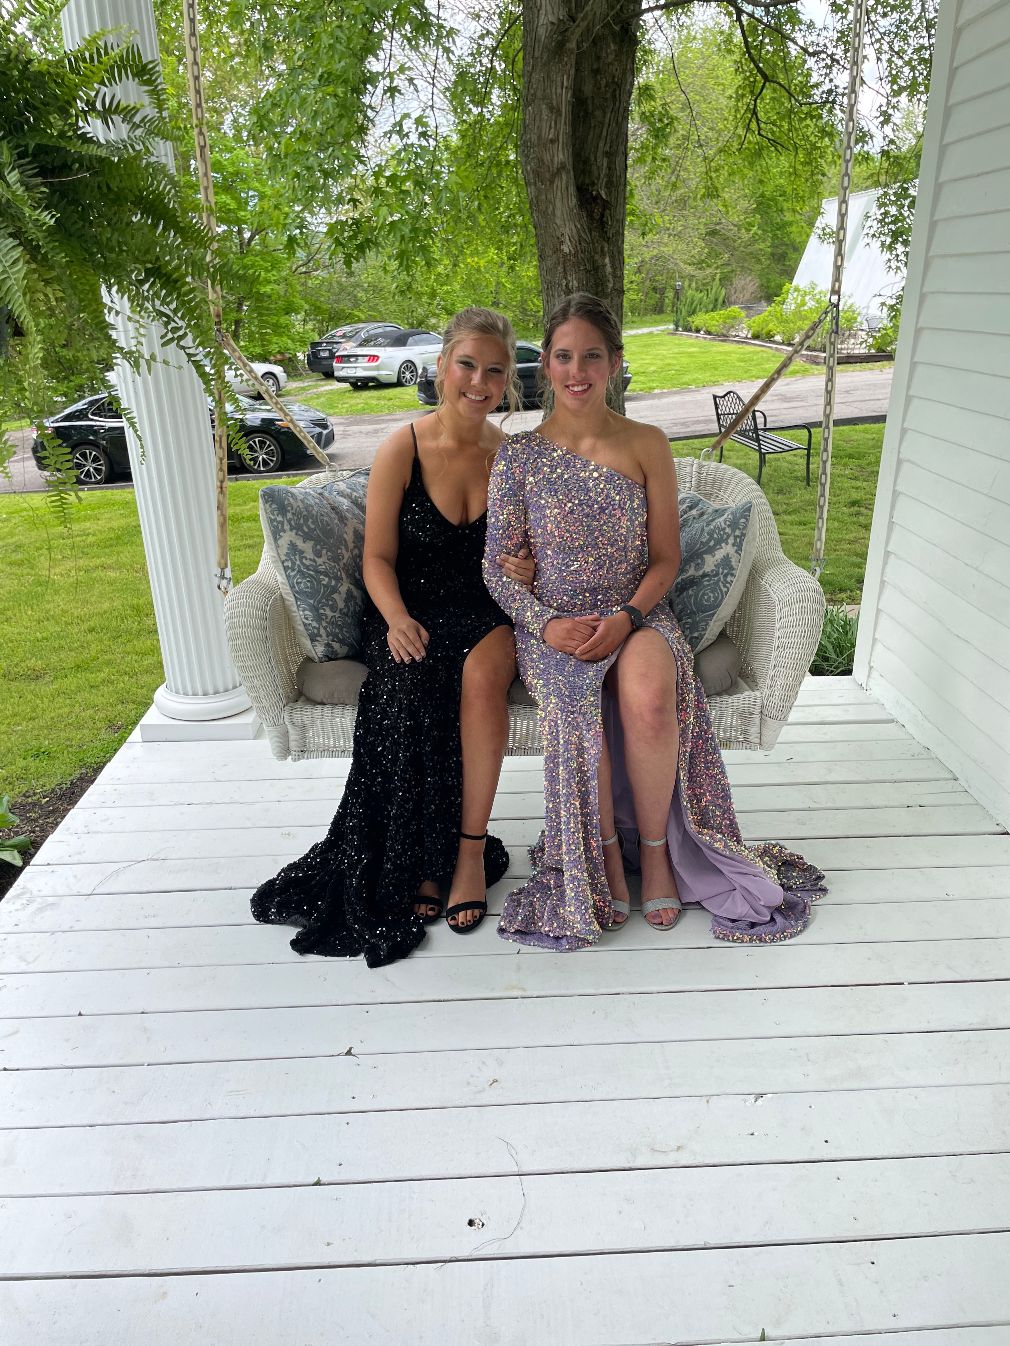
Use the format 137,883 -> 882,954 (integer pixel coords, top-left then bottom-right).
810,0 -> 868,580
182,0 -> 232,594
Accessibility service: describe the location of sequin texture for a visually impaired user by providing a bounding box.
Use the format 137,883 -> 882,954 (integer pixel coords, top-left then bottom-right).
483,428 -> 826,949
251,448 -> 511,968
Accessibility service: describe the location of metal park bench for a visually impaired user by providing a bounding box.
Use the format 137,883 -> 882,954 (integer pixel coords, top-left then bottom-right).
712,390 -> 814,486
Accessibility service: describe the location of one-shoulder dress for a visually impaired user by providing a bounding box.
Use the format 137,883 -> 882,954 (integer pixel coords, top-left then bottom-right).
482,428 -> 825,950
251,429 -> 511,968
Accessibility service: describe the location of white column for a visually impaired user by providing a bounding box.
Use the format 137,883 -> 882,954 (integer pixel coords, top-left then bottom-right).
61,0 -> 254,735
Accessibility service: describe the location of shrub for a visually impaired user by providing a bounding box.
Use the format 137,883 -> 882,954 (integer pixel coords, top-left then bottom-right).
686,306 -> 746,336
810,605 -> 859,676
748,284 -> 861,352
871,293 -> 902,354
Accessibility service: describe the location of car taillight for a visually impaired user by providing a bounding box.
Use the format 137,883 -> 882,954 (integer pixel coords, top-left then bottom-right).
366,355 -> 380,364
334,355 -> 344,364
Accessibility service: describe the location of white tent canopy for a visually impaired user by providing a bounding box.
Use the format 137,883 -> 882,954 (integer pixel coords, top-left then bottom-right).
791,187 -> 906,328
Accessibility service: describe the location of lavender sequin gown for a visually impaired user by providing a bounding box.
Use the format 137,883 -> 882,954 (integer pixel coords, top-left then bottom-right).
483,428 -> 825,950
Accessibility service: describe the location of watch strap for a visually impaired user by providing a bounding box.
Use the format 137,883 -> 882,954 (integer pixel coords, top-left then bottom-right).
618,604 -> 644,630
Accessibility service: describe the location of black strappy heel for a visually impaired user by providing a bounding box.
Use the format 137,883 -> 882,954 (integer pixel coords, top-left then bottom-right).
445,831 -> 490,934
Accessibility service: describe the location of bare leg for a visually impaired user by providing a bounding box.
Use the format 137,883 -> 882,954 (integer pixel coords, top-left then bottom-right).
445,625 -> 516,929
608,628 -> 681,927
598,731 -> 630,924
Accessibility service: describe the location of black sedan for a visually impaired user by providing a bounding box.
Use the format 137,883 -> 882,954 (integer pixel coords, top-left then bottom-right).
31,391 -> 335,486
416,339 -> 632,409
306,322 -> 402,375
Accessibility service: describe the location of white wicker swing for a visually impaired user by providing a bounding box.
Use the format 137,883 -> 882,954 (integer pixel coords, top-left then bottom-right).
223,455 -> 824,758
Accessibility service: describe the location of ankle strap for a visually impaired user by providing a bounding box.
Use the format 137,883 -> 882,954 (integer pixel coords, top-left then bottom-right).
640,836 -> 668,847
602,832 -> 619,846
459,830 -> 487,842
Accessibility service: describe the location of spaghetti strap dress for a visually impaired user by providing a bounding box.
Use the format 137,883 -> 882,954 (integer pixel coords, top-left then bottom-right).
482,428 -> 826,951
251,426 -> 511,968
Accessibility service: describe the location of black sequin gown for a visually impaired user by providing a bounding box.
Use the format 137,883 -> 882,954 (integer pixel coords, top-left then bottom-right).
251,433 -> 512,968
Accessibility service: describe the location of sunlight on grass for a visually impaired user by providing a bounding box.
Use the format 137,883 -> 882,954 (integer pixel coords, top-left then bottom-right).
671,423 -> 883,605
1,480 -> 273,800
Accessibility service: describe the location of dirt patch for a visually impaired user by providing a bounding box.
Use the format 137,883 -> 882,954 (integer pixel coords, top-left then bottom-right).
0,767 -> 101,902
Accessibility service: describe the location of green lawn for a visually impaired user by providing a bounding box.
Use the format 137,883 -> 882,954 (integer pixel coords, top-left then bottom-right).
294,333 -> 886,417
672,424 -> 882,604
2,420 -> 881,802
1,481 -> 268,801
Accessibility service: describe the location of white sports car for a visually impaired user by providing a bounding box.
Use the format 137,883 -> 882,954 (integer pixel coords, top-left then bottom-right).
332,328 -> 442,388
225,360 -> 288,398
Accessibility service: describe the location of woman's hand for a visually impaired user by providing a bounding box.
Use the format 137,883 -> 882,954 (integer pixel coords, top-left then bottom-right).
575,612 -> 632,662
544,615 -> 600,655
497,546 -> 535,592
387,614 -> 430,663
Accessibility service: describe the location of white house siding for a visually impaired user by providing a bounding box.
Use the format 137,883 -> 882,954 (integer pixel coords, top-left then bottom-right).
854,0 -> 1010,828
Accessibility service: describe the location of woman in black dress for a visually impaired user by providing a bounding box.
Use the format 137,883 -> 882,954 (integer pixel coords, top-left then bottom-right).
251,308 -> 532,967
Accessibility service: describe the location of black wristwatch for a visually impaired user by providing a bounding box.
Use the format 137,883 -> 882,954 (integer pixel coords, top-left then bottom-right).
618,604 -> 644,631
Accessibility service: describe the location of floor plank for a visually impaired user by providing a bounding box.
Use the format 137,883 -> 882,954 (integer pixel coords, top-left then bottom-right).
4,1153 -> 1010,1277
29,801 -> 1003,868
4,979 -> 1008,1070
55,779 -> 975,835
4,939 -> 1010,1018
2,1083 -> 1004,1196
4,896 -> 1010,974
4,865 -> 1008,933
5,1029 -> 1008,1128
1,1233 -> 1007,1345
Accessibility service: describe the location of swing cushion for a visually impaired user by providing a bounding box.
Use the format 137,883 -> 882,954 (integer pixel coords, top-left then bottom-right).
258,471 -> 370,661
669,491 -> 757,651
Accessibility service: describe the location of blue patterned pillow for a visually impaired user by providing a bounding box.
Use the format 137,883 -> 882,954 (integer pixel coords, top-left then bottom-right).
259,472 -> 370,661
668,491 -> 756,651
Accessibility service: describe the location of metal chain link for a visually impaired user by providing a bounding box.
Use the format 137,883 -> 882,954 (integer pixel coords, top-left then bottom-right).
811,0 -> 868,580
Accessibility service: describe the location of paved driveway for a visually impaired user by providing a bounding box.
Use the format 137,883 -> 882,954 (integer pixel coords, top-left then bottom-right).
1,366 -> 893,494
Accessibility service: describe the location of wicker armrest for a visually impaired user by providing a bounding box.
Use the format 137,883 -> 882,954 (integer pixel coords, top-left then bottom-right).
726,554 -> 825,727
224,565 -> 303,754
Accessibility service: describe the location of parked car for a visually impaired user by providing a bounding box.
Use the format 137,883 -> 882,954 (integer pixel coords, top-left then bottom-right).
225,359 -> 287,398
416,339 -> 633,409
333,328 -> 442,388
306,322 -> 402,374
31,391 -> 334,486
334,322 -> 403,355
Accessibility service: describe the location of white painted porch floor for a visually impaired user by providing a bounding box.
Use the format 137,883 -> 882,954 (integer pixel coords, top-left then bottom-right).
2,676 -> 1009,1345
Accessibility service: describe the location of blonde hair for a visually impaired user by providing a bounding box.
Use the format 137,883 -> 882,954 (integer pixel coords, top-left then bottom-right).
434,307 -> 522,417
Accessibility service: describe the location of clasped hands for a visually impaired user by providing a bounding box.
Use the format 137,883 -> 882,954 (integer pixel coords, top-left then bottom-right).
544,611 -> 632,662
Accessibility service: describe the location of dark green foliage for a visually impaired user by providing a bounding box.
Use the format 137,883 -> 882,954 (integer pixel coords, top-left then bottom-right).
871,294 -> 903,354
686,306 -> 746,335
810,605 -> 859,676
0,0 -> 213,517
0,795 -> 31,868
626,20 -> 835,318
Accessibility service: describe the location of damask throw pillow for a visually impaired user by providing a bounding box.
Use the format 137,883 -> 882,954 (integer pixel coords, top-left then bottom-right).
258,471 -> 370,661
669,491 -> 756,651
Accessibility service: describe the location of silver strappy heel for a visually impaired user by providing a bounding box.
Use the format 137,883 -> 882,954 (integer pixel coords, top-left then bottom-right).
601,832 -> 630,928
639,835 -> 682,929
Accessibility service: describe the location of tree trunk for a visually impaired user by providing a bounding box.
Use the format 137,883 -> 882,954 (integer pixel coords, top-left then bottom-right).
520,0 -> 642,329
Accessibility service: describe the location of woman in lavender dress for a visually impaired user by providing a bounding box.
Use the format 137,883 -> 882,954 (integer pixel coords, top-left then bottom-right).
483,293 -> 824,950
